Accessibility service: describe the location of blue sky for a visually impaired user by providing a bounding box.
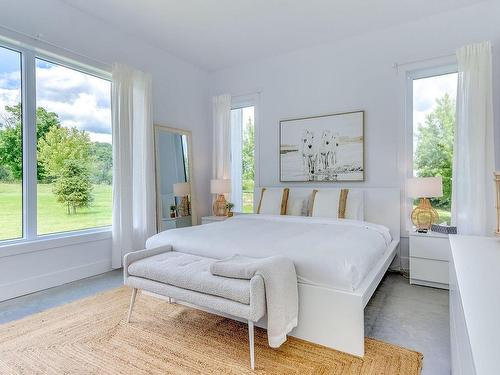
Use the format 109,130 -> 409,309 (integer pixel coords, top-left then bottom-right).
0,46 -> 111,143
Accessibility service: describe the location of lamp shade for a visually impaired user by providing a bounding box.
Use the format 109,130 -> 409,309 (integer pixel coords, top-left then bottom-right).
407,176 -> 443,198
210,179 -> 231,194
173,182 -> 190,196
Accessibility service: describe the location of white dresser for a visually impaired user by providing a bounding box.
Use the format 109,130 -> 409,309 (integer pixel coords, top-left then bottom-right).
409,231 -> 450,289
450,235 -> 500,375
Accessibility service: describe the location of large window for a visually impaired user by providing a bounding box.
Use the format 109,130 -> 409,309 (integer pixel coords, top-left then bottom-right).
409,66 -> 457,224
231,104 -> 255,213
0,41 -> 112,243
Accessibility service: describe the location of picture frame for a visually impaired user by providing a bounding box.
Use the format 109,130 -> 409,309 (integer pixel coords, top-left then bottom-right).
280,110 -> 364,182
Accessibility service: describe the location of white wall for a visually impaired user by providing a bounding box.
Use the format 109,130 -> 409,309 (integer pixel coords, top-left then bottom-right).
0,0 -> 211,301
208,0 -> 500,269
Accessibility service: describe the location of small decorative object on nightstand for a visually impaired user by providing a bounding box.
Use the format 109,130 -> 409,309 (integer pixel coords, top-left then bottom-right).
409,231 -> 450,289
169,205 -> 177,218
173,182 -> 191,217
201,215 -> 229,225
226,202 -> 235,217
407,176 -> 443,232
211,179 -> 231,216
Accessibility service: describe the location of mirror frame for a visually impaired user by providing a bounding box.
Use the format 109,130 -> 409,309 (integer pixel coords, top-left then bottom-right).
154,124 -> 197,232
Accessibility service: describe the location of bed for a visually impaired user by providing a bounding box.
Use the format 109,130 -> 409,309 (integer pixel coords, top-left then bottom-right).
145,187 -> 400,356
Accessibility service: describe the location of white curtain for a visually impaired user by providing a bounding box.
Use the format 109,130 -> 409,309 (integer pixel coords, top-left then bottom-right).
452,41 -> 496,236
212,94 -> 232,180
111,63 -> 156,268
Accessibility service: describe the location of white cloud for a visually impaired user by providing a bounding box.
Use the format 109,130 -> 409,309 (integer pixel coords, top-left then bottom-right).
1,63 -> 111,145
36,62 -> 112,143
0,72 -> 21,124
413,73 -> 457,127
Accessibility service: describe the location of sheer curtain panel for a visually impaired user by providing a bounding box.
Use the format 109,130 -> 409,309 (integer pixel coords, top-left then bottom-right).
212,94 -> 232,180
111,63 -> 156,268
452,41 -> 496,235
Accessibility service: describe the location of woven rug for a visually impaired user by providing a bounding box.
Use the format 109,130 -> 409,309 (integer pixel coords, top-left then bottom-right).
0,287 -> 422,374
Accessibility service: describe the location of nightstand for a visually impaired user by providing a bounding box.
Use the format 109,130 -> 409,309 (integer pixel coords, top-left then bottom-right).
160,216 -> 192,232
409,230 -> 450,289
201,215 -> 229,224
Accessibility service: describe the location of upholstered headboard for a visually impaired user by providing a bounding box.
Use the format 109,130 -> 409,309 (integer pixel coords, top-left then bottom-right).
254,187 -> 401,240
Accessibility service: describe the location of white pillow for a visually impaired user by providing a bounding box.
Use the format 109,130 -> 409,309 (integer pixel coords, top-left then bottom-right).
310,189 -> 364,220
286,198 -> 307,216
257,188 -> 289,215
311,190 -> 342,218
345,190 -> 364,221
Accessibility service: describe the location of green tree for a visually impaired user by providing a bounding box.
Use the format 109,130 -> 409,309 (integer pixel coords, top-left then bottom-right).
53,160 -> 93,214
38,126 -> 91,178
0,109 -> 22,180
241,115 -> 254,191
414,93 -> 455,208
0,104 -> 60,181
90,142 -> 112,185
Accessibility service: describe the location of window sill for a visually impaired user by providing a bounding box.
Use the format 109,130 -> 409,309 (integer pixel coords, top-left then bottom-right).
0,227 -> 112,259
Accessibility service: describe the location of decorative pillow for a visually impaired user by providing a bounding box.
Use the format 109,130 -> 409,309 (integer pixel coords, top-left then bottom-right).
310,189 -> 349,218
286,198 -> 307,216
344,190 -> 364,221
257,188 -> 290,215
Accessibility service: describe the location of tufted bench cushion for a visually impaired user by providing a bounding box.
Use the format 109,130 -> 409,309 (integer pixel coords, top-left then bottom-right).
128,251 -> 252,304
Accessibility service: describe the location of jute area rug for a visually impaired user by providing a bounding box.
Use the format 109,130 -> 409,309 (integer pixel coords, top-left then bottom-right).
0,287 -> 422,374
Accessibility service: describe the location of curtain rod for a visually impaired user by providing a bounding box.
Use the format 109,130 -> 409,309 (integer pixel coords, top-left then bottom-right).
392,52 -> 456,70
0,25 -> 111,70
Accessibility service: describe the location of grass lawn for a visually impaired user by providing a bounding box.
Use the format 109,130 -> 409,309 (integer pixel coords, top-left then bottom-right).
0,183 -> 112,241
242,191 -> 254,213
435,208 -> 451,225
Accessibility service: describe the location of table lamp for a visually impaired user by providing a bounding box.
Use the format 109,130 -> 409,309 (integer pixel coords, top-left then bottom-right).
173,182 -> 191,217
407,176 -> 443,232
211,179 -> 231,216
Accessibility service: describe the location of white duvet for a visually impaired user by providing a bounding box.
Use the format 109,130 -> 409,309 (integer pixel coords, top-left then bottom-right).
146,214 -> 392,291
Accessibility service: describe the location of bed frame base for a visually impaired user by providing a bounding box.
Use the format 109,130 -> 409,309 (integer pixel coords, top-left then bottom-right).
288,240 -> 398,356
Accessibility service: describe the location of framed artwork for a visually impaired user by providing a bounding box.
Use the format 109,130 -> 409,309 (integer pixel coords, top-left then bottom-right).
280,110 -> 364,182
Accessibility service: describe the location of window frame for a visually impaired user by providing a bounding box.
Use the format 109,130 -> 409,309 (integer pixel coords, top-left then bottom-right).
404,63 -> 458,230
230,93 -> 260,213
0,36 -> 112,248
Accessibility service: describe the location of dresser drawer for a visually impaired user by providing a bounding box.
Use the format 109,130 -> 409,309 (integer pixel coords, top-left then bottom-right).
410,235 -> 450,261
410,257 -> 449,285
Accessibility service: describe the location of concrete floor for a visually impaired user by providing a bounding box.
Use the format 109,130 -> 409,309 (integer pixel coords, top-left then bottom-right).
0,270 -> 449,375
365,273 -> 450,375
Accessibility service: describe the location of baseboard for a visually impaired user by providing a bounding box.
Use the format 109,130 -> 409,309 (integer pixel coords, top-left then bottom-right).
0,260 -> 112,302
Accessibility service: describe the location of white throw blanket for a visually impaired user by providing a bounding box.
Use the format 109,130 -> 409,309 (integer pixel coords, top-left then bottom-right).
210,254 -> 298,348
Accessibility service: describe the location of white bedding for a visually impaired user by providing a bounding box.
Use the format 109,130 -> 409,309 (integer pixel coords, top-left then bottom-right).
146,214 -> 392,291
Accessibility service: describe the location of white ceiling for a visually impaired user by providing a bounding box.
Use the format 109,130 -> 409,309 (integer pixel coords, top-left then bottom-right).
62,0 -> 486,71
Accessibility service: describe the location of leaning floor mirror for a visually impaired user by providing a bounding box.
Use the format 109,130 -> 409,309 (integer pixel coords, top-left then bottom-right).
154,125 -> 196,232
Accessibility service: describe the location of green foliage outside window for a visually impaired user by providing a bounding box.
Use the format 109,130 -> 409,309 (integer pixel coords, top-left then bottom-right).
242,115 -> 255,213
0,103 -> 112,215
0,104 -> 61,182
414,93 -> 455,210
53,160 -> 93,214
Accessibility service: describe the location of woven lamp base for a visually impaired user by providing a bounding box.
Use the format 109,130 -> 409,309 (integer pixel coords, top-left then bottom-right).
411,198 -> 439,231
213,194 -> 228,216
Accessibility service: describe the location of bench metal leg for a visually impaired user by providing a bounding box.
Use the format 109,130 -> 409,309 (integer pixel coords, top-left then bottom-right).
248,320 -> 255,370
127,288 -> 137,323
